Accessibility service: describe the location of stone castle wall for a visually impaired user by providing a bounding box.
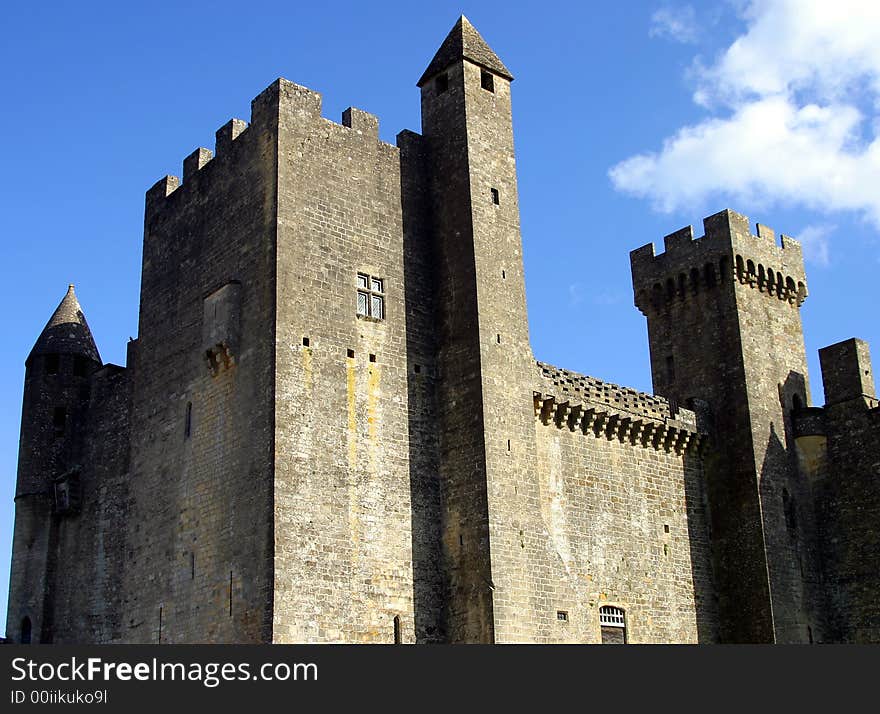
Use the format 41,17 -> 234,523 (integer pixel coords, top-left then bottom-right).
7,18 -> 880,645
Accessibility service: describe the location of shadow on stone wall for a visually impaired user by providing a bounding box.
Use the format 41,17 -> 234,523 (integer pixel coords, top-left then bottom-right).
399,134 -> 447,643
682,446 -> 721,643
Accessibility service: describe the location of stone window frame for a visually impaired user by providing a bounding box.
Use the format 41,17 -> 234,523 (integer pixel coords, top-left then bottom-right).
357,273 -> 385,321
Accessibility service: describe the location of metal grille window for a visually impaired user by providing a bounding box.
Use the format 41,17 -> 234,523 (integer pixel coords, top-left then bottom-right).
599,606 -> 626,627
357,273 -> 385,320
599,606 -> 627,644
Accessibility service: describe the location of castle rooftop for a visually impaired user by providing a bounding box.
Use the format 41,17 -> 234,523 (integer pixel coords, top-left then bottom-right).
417,15 -> 513,86
27,284 -> 101,364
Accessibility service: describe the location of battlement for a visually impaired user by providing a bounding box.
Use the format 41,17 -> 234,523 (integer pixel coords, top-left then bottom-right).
631,209 -> 808,315
535,362 -> 702,454
820,338 -> 877,407
146,78 -> 389,215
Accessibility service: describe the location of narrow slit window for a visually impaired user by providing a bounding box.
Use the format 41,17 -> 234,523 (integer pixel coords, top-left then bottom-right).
185,402 -> 192,439
73,356 -> 88,377
46,354 -> 60,375
357,272 -> 385,320
481,70 -> 495,92
53,406 -> 66,437
393,615 -> 401,644
491,187 -> 500,205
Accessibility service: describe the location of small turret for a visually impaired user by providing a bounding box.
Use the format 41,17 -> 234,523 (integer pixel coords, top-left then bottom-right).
7,284 -> 102,642
27,284 -> 101,367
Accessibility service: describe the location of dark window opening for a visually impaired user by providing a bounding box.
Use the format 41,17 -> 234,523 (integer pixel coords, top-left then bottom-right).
191,552 -> 195,580
302,337 -> 310,347
414,364 -> 421,374
185,402 -> 192,439
808,626 -> 813,644
490,187 -> 500,205
393,615 -> 401,644
664,524 -> 670,533
557,610 -> 568,622
347,349 -> 355,359
73,356 -> 88,377
496,334 -> 501,344
783,488 -> 798,532
507,439 -> 511,451
502,269 -> 506,279
21,616 -> 32,644
46,354 -> 60,375
369,353 -> 377,363
53,406 -> 66,437
481,70 -> 495,92
435,73 -> 448,94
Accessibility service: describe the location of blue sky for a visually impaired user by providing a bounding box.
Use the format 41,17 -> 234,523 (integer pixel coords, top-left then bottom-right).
1,0 -> 878,628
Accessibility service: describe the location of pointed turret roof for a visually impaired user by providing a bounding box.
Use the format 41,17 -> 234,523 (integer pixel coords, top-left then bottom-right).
27,285 -> 101,364
417,15 -> 513,87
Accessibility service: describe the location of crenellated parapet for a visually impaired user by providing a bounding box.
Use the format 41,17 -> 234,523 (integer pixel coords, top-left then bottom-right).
534,362 -> 703,454
145,78 -> 389,220
630,209 -> 808,315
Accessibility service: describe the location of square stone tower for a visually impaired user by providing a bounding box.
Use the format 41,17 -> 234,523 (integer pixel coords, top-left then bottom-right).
631,210 -> 825,643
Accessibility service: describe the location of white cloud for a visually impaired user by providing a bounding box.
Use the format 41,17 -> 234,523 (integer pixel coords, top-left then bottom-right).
568,283 -> 585,307
611,0 -> 880,229
650,5 -> 699,44
797,224 -> 834,266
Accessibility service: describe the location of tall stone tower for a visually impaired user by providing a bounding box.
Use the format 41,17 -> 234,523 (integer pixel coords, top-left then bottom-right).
417,16 -> 543,642
630,210 -> 824,643
7,286 -> 102,643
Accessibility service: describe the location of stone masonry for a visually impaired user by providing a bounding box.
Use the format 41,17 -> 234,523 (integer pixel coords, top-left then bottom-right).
6,17 -> 879,644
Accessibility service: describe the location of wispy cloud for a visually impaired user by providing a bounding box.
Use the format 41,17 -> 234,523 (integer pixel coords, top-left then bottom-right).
611,0 -> 880,229
568,283 -> 585,307
649,5 -> 699,44
797,224 -> 834,267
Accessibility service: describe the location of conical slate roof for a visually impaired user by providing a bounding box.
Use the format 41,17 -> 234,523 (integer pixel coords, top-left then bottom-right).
27,284 -> 101,364
417,15 -> 513,87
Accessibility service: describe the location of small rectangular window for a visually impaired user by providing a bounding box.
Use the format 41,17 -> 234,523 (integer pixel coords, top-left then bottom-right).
481,70 -> 495,92
557,610 -> 568,621
491,187 -> 500,205
53,406 -> 66,436
46,354 -> 60,375
356,272 -> 386,320
73,356 -> 88,377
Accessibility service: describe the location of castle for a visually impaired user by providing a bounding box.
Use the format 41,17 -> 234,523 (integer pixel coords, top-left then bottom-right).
6,17 -> 879,644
